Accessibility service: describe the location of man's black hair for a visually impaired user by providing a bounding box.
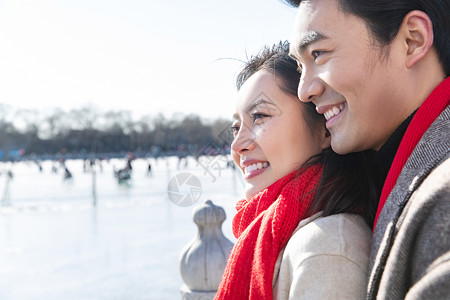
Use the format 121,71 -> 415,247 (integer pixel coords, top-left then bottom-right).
284,0 -> 450,75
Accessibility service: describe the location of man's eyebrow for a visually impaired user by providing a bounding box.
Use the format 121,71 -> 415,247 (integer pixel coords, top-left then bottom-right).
291,31 -> 328,57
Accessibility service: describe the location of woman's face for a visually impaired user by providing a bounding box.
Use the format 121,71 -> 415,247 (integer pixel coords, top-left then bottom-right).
231,71 -> 330,199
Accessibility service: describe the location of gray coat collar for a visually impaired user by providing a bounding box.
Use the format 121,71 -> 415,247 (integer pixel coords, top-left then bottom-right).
367,106 -> 450,296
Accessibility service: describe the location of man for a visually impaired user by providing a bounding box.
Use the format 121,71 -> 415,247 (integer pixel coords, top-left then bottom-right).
285,0 -> 449,299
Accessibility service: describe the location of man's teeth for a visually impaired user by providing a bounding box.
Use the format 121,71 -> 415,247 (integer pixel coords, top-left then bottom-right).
244,162 -> 269,173
324,104 -> 345,121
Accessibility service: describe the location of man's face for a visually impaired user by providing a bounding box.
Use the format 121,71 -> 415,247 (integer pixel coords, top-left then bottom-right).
290,0 -> 409,154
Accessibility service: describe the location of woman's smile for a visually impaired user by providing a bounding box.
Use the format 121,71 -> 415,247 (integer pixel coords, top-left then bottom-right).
243,161 -> 270,179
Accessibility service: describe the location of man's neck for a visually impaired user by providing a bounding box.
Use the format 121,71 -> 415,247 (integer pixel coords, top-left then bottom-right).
375,110 -> 417,184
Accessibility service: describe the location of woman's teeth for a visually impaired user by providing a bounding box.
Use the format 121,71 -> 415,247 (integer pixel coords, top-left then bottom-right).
244,162 -> 269,173
324,104 -> 345,121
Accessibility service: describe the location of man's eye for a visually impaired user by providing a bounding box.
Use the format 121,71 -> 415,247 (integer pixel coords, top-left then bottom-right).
312,50 -> 324,60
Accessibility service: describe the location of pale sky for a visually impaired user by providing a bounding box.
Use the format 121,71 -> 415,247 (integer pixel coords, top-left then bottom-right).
0,0 -> 297,121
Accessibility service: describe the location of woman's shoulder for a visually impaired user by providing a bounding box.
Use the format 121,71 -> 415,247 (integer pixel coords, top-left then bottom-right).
273,214 -> 372,299
284,213 -> 372,267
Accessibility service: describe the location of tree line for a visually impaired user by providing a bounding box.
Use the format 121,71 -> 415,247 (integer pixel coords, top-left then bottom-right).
0,104 -> 233,160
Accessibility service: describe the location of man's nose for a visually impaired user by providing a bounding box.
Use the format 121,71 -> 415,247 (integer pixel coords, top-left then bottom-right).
298,68 -> 325,103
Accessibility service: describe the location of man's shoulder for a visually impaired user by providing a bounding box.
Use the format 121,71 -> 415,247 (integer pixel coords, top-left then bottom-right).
405,105 -> 449,172
372,108 -> 449,250
368,155 -> 450,300
368,122 -> 450,299
373,106 -> 449,241
413,153 -> 450,201
390,105 -> 449,208
401,153 -> 450,237
401,153 -> 450,230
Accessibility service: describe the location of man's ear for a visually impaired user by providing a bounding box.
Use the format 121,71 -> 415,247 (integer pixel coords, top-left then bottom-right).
320,127 -> 331,150
399,10 -> 434,68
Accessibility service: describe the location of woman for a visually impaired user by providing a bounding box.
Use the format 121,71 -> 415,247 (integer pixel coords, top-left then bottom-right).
215,42 -> 379,299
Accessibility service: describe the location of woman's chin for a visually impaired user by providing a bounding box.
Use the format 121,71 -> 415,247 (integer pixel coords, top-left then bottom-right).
244,184 -> 265,200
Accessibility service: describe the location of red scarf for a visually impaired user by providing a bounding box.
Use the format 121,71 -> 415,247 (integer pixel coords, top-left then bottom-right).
215,164 -> 323,300
374,77 -> 450,227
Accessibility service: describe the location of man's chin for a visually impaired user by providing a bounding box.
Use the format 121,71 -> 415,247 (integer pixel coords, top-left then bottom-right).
331,135 -> 353,155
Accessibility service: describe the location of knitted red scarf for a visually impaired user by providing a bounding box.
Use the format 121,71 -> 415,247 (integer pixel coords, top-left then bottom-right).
215,164 -> 323,300
374,77 -> 450,227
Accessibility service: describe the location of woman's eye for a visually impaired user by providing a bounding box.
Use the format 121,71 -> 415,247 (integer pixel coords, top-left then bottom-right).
250,113 -> 269,123
230,125 -> 240,136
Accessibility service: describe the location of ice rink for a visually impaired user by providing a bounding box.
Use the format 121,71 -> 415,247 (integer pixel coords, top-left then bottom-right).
0,156 -> 242,300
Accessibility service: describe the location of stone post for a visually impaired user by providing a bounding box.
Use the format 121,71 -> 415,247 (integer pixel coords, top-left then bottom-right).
179,200 -> 234,300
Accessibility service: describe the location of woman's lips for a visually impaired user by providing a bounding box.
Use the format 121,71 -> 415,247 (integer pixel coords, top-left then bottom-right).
243,161 -> 269,179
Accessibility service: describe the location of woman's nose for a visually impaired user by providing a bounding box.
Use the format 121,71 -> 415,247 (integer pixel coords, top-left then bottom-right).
230,124 -> 256,155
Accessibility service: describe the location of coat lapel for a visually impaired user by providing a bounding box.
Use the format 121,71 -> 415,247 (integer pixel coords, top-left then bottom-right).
367,106 -> 450,298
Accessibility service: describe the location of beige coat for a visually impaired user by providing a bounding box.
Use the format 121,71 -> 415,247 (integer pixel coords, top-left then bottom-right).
273,212 -> 371,299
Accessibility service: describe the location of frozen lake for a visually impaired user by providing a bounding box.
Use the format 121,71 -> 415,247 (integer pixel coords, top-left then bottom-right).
0,156 -> 243,300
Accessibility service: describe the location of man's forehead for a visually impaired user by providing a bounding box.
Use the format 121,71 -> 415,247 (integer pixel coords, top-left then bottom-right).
290,0 -> 319,53
290,31 -> 328,58
289,0 -> 345,56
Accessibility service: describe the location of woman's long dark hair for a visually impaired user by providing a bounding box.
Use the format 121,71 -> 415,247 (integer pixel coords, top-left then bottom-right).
236,41 -> 381,228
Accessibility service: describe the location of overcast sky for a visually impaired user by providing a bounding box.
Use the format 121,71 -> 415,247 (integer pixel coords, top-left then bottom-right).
0,0 -> 297,122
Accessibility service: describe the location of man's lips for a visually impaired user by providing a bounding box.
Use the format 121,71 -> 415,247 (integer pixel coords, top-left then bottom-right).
316,103 -> 345,121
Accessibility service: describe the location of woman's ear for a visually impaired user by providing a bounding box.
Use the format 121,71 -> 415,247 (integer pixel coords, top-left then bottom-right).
398,10 -> 434,69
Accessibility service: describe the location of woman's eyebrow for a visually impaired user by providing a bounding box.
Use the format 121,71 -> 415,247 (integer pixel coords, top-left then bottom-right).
233,98 -> 278,120
245,99 -> 276,113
